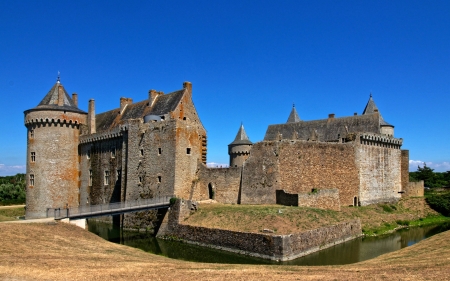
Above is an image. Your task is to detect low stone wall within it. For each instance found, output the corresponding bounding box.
[402,181,424,198]
[276,189,341,211]
[298,189,341,211]
[157,200,361,261]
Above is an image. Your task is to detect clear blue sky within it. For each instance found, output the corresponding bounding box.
[1,0,449,176]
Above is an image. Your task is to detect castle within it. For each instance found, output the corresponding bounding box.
[24,79,412,219]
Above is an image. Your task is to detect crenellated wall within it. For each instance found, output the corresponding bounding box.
[355,134,402,206]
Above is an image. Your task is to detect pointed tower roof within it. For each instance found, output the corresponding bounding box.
[229,124,252,145]
[286,104,300,123]
[362,94,393,127]
[26,78,86,114]
[362,93,379,115]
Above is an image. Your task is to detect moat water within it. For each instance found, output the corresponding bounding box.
[87,221,450,265]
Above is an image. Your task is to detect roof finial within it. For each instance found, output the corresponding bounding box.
[57,71,60,84]
[370,92,372,98]
[293,102,295,108]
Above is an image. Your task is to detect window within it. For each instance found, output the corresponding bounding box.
[140,149,144,156]
[31,152,36,162]
[104,171,110,185]
[29,174,34,186]
[158,176,162,183]
[30,129,34,138]
[111,147,116,158]
[89,170,92,186]
[117,169,121,179]
[87,149,91,159]
[186,148,191,155]
[139,176,143,184]
[158,148,162,155]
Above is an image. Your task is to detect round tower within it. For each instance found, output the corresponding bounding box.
[24,77,87,218]
[228,124,253,167]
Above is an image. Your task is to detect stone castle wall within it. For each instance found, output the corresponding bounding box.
[403,181,424,197]
[277,141,358,206]
[355,139,402,206]
[25,110,86,218]
[297,189,340,211]
[401,150,410,194]
[240,142,280,204]
[276,189,340,211]
[240,140,359,206]
[194,165,241,203]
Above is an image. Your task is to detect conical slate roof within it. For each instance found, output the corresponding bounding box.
[229,124,252,145]
[362,94,392,127]
[26,80,86,114]
[286,106,300,123]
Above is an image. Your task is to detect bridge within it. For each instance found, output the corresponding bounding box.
[51,196,172,220]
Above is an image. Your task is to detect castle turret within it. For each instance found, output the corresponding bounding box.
[362,93,394,137]
[24,77,87,218]
[228,124,252,167]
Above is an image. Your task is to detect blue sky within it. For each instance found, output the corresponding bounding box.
[0,0,449,176]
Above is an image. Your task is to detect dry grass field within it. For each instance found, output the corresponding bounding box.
[2,197,450,281]
[0,222,450,280]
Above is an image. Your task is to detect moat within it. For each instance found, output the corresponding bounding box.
[87,220,450,265]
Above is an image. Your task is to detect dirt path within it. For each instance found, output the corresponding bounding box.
[0,204,25,209]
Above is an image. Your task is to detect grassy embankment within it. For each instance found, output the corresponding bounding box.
[185,197,450,236]
[0,206,25,222]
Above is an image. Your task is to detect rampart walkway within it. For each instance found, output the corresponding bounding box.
[52,196,172,220]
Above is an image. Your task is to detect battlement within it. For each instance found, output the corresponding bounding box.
[79,125,128,144]
[25,110,86,128]
[358,133,402,149]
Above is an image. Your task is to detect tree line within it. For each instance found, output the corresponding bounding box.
[409,164,450,188]
[0,173,26,204]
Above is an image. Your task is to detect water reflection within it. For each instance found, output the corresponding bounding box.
[88,220,450,266]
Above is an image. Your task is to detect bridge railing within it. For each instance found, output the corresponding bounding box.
[53,196,172,219]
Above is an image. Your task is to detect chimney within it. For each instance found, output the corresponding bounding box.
[149,89,158,106]
[183,81,192,94]
[354,112,357,116]
[57,85,65,106]
[72,93,78,107]
[328,113,335,119]
[120,97,133,114]
[88,99,96,134]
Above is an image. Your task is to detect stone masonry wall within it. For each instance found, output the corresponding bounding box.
[241,140,359,206]
[277,141,358,206]
[240,142,280,204]
[276,189,341,211]
[355,141,402,206]
[194,164,242,203]
[172,85,207,200]
[297,189,340,211]
[158,200,361,261]
[403,181,424,197]
[401,150,410,194]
